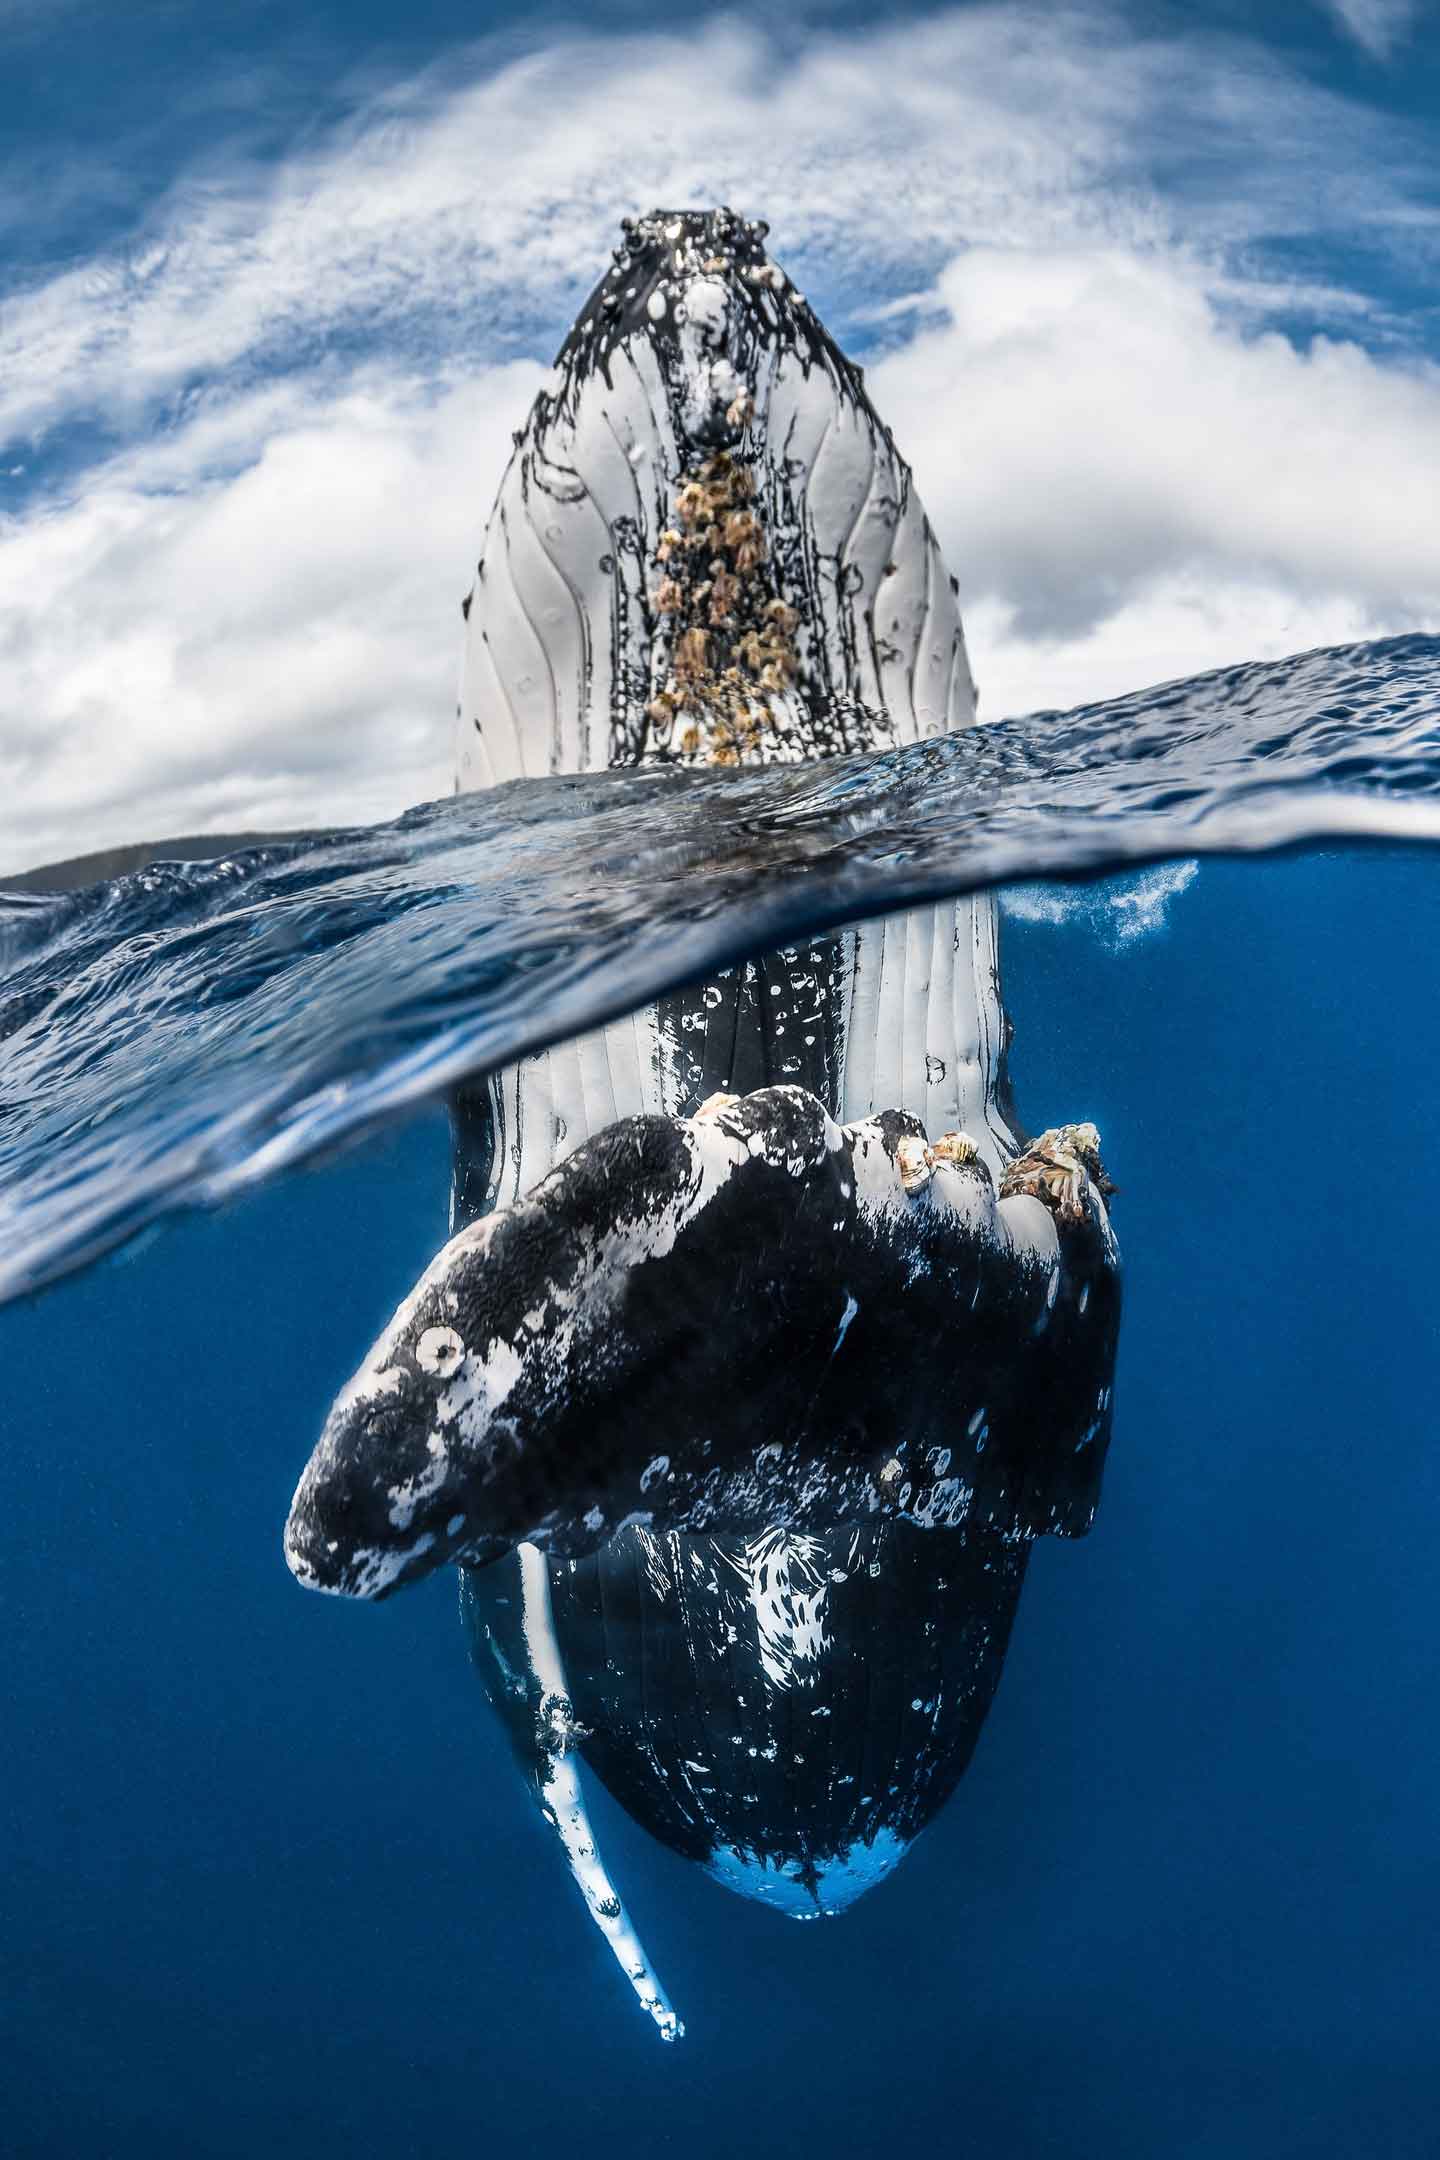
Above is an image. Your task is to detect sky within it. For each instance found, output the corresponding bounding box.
[1,0,1438,873]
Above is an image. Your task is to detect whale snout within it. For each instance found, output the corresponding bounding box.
[284,1361,472,1600]
[558,205,804,456]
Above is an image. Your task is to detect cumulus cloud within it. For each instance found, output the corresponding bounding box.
[2,5,1439,871]
[0,362,540,864]
[874,244,1440,712]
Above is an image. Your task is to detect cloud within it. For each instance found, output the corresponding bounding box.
[2,7,1435,465]
[0,361,541,865]
[2,6,1440,870]
[871,244,1440,705]
[1002,861,1199,947]
[1321,0,1419,61]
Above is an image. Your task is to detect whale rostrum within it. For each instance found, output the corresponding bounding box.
[286,208,1123,2043]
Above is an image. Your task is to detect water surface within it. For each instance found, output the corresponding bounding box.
[4,638,1440,2156]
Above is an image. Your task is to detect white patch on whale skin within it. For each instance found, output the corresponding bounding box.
[415,1325,464,1374]
[995,1191,1061,1271]
[323,1213,505,1425]
[410,1092,838,1463]
[432,1335,523,1438]
[387,1433,450,1531]
[287,1529,437,1600]
[844,1120,914,1222]
[739,1531,835,1692]
[926,1162,1000,1238]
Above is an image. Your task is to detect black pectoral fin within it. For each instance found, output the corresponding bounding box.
[287,1086,1121,1598]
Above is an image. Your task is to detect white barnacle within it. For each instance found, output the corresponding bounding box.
[896,1135,934,1194]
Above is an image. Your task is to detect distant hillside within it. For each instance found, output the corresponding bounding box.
[3,831,318,895]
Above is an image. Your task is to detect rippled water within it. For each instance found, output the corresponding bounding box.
[3,632,1438,1304]
[9,626,1440,2156]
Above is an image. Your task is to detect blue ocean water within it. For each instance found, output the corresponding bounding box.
[4,640,1440,2155]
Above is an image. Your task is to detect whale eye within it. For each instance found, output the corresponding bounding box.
[415,1326,465,1375]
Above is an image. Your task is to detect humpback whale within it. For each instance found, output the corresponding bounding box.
[285,209,1122,2042]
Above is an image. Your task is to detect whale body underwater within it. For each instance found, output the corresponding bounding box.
[283,208,1123,2039]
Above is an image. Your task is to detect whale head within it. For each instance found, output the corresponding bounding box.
[457,205,977,785]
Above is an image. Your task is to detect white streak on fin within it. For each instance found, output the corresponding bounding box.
[517,1543,685,2044]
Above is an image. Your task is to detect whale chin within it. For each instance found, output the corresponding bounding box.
[705,1829,909,1919]
[463,1517,1031,1921]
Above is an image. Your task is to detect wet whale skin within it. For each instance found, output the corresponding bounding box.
[288,207,1123,2025]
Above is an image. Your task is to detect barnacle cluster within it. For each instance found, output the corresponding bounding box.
[896,1129,984,1195]
[645,450,801,766]
[998,1123,1117,1224]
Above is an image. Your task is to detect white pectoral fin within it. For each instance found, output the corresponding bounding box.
[518,1545,684,2044]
